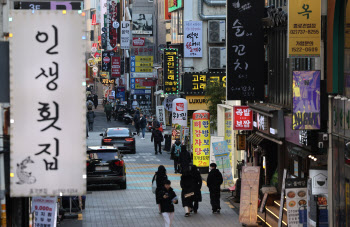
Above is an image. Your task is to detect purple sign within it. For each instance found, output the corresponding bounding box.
[292,71,321,130]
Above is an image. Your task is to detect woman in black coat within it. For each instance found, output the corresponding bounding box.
[190,165,202,213]
[152,165,168,213]
[180,170,195,217]
[179,145,191,173]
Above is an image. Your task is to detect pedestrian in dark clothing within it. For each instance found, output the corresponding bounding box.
[133,110,140,135]
[207,163,223,213]
[93,94,98,109]
[140,113,147,139]
[170,139,182,173]
[104,101,112,122]
[179,145,191,173]
[151,127,164,155]
[152,165,168,213]
[152,116,160,131]
[87,95,93,102]
[156,180,178,227]
[190,165,202,213]
[180,170,195,217]
[86,110,96,131]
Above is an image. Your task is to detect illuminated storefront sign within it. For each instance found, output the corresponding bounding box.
[193,111,210,167]
[163,49,179,94]
[183,72,226,94]
[168,0,182,12]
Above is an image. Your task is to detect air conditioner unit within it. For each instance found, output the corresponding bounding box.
[209,47,226,69]
[208,20,226,43]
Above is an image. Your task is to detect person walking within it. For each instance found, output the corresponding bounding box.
[133,110,141,136]
[190,165,202,213]
[179,145,191,173]
[93,94,98,109]
[170,139,182,173]
[152,165,168,214]
[180,170,195,217]
[86,99,94,111]
[104,101,112,122]
[151,126,164,155]
[86,109,96,131]
[207,163,223,214]
[156,180,178,227]
[152,116,160,131]
[140,113,147,139]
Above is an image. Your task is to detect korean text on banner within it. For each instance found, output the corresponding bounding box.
[212,141,234,187]
[156,106,166,127]
[9,11,86,197]
[288,0,321,57]
[121,21,131,50]
[32,196,57,226]
[233,106,253,130]
[184,21,202,58]
[164,49,179,94]
[192,111,210,167]
[293,71,321,130]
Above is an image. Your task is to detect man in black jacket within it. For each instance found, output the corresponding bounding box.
[151,127,164,155]
[207,163,223,213]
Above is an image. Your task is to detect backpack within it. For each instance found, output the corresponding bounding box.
[174,144,181,157]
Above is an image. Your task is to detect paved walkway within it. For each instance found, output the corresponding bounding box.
[63,106,241,227]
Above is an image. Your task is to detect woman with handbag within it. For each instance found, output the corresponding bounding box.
[152,165,168,214]
[180,170,195,217]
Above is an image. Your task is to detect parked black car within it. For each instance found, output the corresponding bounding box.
[100,128,136,153]
[86,146,126,189]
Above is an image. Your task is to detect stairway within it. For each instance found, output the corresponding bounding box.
[258,199,288,227]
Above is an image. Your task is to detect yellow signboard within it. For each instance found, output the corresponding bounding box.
[135,62,153,67]
[192,112,210,167]
[100,72,109,79]
[288,0,321,57]
[135,56,153,62]
[134,67,153,73]
[186,96,208,110]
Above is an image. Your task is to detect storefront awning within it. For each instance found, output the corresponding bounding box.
[248,103,285,118]
[288,146,312,158]
[247,133,264,145]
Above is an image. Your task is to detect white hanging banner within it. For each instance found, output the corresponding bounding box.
[9,11,86,197]
[156,105,166,129]
[184,21,203,58]
[121,21,131,49]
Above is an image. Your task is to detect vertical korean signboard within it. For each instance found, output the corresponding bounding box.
[184,21,202,57]
[233,106,253,130]
[9,11,86,196]
[292,71,321,129]
[163,49,179,95]
[193,111,210,167]
[227,0,264,101]
[288,0,321,57]
[111,56,121,78]
[121,21,131,50]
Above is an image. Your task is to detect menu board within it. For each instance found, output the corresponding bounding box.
[163,49,179,95]
[239,166,260,224]
[227,0,264,101]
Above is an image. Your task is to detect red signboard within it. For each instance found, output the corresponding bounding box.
[103,56,110,63]
[233,106,253,130]
[141,80,156,87]
[165,0,171,20]
[133,37,145,46]
[92,13,97,25]
[111,57,121,78]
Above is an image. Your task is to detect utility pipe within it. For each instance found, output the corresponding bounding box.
[198,0,226,21]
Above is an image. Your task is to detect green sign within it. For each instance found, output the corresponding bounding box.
[168,0,182,12]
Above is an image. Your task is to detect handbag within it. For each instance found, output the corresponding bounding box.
[152,175,157,194]
[184,192,194,198]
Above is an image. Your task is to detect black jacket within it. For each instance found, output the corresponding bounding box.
[191,170,202,202]
[86,111,95,123]
[179,148,191,171]
[152,172,168,189]
[151,130,164,143]
[140,116,147,128]
[156,187,177,213]
[207,168,223,192]
[180,173,195,207]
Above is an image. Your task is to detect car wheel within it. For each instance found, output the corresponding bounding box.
[120,181,127,189]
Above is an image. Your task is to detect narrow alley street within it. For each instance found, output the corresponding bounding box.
[62,106,241,227]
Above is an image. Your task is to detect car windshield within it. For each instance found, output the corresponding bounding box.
[87,151,118,161]
[107,128,129,136]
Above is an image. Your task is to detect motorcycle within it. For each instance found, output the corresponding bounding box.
[123,113,133,125]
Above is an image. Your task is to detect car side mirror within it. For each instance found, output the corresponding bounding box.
[99,133,103,136]
[132,132,137,136]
